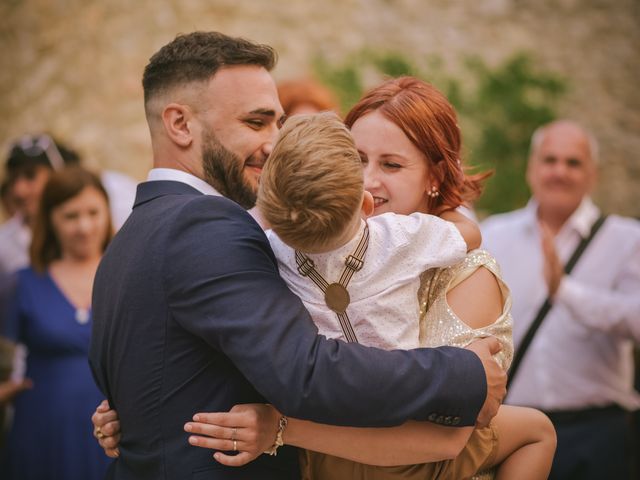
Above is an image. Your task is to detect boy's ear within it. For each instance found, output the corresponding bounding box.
[361,190,375,218]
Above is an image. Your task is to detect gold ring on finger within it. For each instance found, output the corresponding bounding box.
[233,439,237,451]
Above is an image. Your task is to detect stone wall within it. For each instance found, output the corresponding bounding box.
[1,0,638,216]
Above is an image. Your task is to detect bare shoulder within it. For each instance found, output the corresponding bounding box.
[446,265,503,330]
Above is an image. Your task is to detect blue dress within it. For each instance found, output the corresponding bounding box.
[4,267,112,480]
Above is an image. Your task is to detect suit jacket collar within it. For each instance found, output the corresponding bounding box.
[133,180,203,209]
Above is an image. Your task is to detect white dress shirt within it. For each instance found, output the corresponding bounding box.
[146,168,221,196]
[268,213,466,350]
[482,197,640,411]
[0,215,30,277]
[101,170,139,230]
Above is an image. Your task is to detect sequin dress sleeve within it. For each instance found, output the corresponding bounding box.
[418,249,513,371]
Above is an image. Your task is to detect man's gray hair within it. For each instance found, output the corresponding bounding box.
[529,120,600,165]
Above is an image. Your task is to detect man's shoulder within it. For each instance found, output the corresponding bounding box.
[113,190,267,266]
[168,197,273,267]
[603,213,640,242]
[0,216,23,238]
[176,195,264,241]
[134,185,256,228]
[606,213,640,230]
[184,192,250,214]
[481,208,529,234]
[0,217,29,274]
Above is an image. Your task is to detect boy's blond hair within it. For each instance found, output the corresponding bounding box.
[257,112,363,252]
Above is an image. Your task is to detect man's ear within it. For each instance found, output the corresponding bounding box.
[361,190,375,218]
[161,103,195,148]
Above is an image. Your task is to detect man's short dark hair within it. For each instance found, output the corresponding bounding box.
[142,31,277,106]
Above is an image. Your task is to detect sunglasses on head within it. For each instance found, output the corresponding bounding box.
[9,134,65,171]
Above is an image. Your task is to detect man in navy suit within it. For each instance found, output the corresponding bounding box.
[89,31,506,479]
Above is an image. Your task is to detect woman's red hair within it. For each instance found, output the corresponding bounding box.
[277,78,339,116]
[344,77,490,213]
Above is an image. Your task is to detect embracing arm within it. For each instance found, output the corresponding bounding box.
[184,404,473,467]
[181,262,506,467]
[440,209,482,251]
[285,418,471,465]
[275,266,504,465]
[91,254,504,465]
[168,197,488,427]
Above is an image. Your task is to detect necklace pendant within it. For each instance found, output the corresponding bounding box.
[75,308,90,324]
[324,283,350,314]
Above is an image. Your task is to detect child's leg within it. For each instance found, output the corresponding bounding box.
[489,405,557,480]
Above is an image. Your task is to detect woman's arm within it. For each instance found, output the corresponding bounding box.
[445,266,503,330]
[0,378,32,405]
[92,402,472,467]
[443,262,512,372]
[95,269,505,467]
[284,417,473,466]
[440,209,482,251]
[185,404,473,467]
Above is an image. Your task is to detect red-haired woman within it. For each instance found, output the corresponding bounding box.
[3,167,113,480]
[277,77,340,116]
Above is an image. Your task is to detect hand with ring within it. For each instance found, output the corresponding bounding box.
[91,399,121,458]
[185,403,281,467]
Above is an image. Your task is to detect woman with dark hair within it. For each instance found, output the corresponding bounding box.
[3,167,113,479]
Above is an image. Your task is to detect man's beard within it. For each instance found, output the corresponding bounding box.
[201,132,257,209]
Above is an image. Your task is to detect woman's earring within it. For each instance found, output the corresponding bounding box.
[428,185,440,198]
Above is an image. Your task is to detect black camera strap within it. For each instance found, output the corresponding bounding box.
[507,214,608,389]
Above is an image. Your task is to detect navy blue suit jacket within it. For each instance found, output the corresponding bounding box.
[89,180,487,479]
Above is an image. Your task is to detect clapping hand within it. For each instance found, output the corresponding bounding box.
[539,220,564,298]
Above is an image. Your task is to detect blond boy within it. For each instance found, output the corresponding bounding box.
[258,112,476,349]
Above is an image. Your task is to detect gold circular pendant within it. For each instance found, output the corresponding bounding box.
[325,283,350,313]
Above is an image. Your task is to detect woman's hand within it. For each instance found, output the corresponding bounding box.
[91,399,121,458]
[0,378,32,405]
[185,403,281,467]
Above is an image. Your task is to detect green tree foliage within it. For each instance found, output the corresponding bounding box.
[313,50,567,215]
